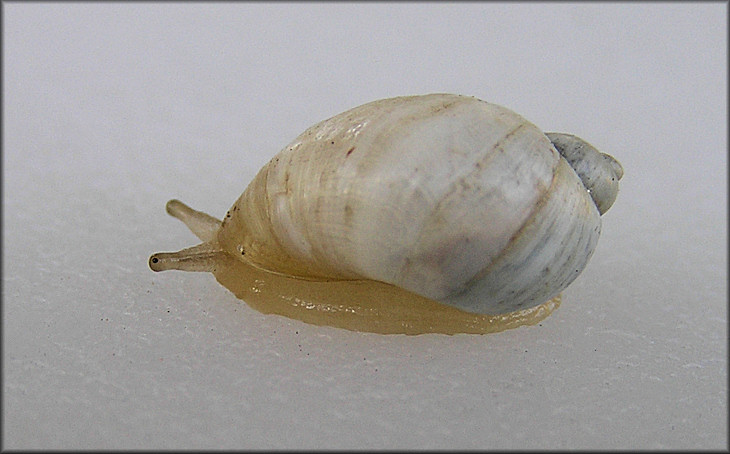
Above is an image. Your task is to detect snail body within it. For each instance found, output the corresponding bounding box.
[149,94,622,333]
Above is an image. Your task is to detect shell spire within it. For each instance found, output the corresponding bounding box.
[546,133,623,215]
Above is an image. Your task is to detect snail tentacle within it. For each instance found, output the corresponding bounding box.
[149,241,225,272]
[165,199,221,242]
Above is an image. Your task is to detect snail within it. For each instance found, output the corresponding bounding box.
[149,94,622,335]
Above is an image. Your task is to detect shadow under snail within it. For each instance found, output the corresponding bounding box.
[149,93,623,335]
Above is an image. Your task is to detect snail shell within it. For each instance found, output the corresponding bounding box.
[149,94,622,319]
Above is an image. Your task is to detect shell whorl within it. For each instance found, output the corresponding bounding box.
[219,94,614,315]
[546,132,624,215]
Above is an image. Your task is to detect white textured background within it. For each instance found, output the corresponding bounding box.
[3,3,727,449]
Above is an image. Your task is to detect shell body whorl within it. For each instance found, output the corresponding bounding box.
[218,94,610,315]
